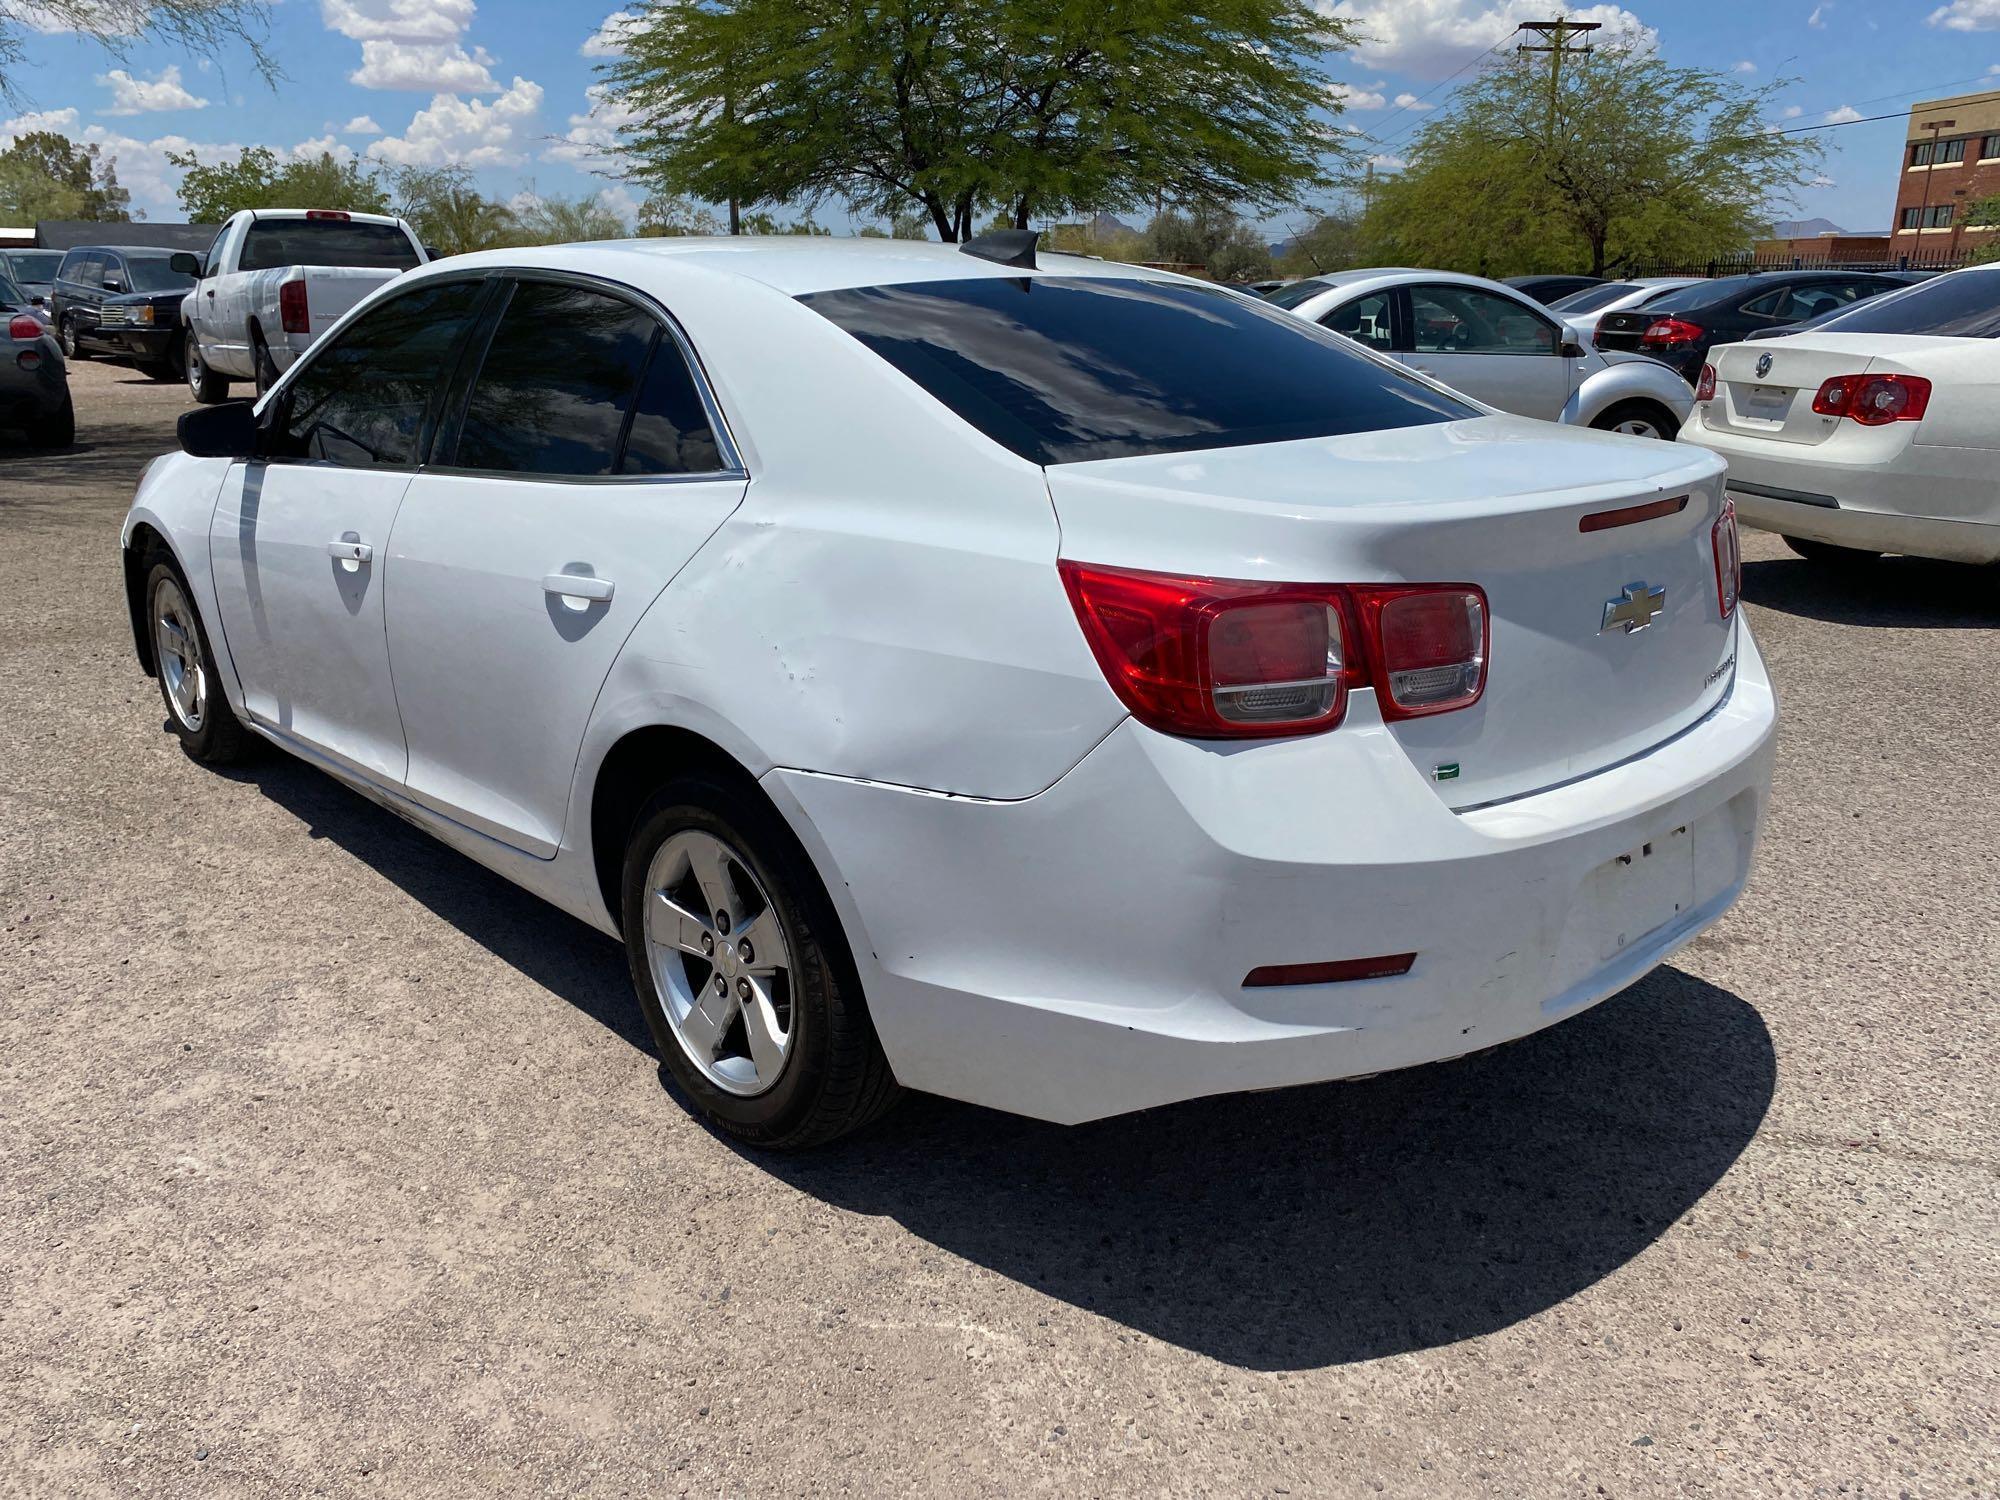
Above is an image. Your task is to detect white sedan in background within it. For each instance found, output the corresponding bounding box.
[1679,263,2000,565]
[1267,268,1696,438]
[123,234,1773,1148]
[1547,276,1705,347]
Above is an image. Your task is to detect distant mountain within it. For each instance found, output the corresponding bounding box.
[1767,217,1846,239]
[1090,211,1139,237]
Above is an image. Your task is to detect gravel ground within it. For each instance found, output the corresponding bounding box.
[2,358,1995,1498]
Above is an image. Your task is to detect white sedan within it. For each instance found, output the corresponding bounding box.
[1266,268,1697,438]
[122,234,1774,1147]
[1546,276,1705,347]
[1679,263,2000,565]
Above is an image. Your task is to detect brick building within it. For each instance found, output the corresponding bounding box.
[1889,90,2000,262]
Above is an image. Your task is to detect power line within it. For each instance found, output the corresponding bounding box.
[1770,87,2000,135]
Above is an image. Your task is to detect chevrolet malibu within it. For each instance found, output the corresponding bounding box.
[121,235,1776,1148]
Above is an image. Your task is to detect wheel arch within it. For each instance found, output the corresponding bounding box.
[122,521,177,675]
[1563,359,1694,429]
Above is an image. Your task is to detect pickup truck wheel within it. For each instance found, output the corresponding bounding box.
[59,315,91,360]
[186,333,229,404]
[1589,399,1679,441]
[1784,536,1881,567]
[28,394,75,448]
[251,329,279,395]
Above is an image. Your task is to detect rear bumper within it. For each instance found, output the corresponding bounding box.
[0,351,69,425]
[767,626,1777,1124]
[1682,419,2000,564]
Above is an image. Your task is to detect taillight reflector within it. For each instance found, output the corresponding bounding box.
[1244,953,1417,987]
[1641,317,1703,347]
[1058,562,1487,740]
[1694,363,1716,402]
[1811,372,1930,425]
[278,278,309,335]
[8,314,41,340]
[1712,499,1741,620]
[1579,495,1688,533]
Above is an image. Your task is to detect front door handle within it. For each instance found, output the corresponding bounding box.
[327,538,373,564]
[543,573,614,604]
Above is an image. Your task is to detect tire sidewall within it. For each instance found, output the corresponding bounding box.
[146,560,226,759]
[620,776,849,1140]
[1591,399,1677,440]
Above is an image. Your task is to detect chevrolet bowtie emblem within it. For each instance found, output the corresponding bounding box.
[1601,581,1667,634]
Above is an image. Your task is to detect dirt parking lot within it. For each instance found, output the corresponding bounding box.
[2,358,1996,1498]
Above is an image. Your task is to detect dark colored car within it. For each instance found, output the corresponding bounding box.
[1592,270,1908,382]
[1503,274,1606,305]
[1744,264,2000,342]
[1,271,73,447]
[0,248,63,308]
[50,245,199,379]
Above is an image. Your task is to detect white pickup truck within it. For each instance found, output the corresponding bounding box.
[174,209,430,403]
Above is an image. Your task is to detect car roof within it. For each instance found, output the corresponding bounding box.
[61,244,183,258]
[415,236,1187,299]
[240,208,406,226]
[1285,267,1535,301]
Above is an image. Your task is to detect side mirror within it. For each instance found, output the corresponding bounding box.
[423,245,443,261]
[1560,339,1586,359]
[102,278,124,293]
[168,252,202,278]
[178,400,261,459]
[29,294,45,306]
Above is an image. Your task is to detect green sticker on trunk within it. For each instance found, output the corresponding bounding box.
[1434,763,1460,782]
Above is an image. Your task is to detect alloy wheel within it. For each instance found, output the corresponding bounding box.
[152,577,206,733]
[1611,415,1663,438]
[643,829,795,1097]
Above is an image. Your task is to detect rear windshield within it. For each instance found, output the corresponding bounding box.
[240,218,421,273]
[125,256,197,292]
[1259,278,1334,310]
[1805,270,2000,338]
[5,251,62,282]
[1645,276,1764,313]
[801,275,1473,466]
[1549,281,1639,314]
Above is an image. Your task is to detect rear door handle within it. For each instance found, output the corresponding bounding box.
[543,573,614,604]
[327,539,373,563]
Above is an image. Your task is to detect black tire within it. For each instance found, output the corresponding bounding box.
[186,331,229,404]
[59,315,91,360]
[251,328,279,396]
[144,558,254,766]
[1783,536,1881,566]
[1589,398,1681,441]
[27,395,74,448]
[620,773,900,1149]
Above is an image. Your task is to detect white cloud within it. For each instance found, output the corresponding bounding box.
[1824,104,1863,124]
[1927,0,2000,28]
[1342,2,1655,79]
[1391,92,1435,110]
[1807,4,1827,26]
[1368,152,1407,171]
[1781,105,1803,119]
[1,106,82,142]
[367,76,543,166]
[288,135,355,163]
[349,38,499,91]
[1807,174,1837,188]
[322,0,478,45]
[581,9,638,56]
[1731,59,1756,73]
[542,82,643,165]
[595,183,639,227]
[98,64,209,116]
[1330,82,1389,109]
[340,114,383,134]
[12,1,143,36]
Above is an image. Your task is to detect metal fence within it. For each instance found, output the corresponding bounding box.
[1615,251,1979,278]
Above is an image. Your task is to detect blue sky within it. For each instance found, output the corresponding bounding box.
[3,0,1998,235]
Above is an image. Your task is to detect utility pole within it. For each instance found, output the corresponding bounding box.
[1517,16,1600,143]
[1914,117,1955,259]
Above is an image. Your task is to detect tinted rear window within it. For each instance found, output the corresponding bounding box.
[1549,282,1639,314]
[6,251,62,282]
[1260,278,1334,310]
[1806,270,2000,338]
[801,275,1472,465]
[1645,276,1764,313]
[240,219,421,273]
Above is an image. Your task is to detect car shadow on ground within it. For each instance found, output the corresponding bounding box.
[1745,554,1998,629]
[233,747,1774,1373]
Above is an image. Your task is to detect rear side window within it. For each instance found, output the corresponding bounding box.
[271,278,486,467]
[239,218,422,273]
[802,275,1472,465]
[621,339,724,474]
[452,282,659,476]
[1807,270,2000,338]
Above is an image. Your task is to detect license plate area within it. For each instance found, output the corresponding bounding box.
[1732,384,1793,426]
[1586,823,1697,962]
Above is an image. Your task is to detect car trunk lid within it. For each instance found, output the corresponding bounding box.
[1705,335,1894,446]
[1591,308,1658,353]
[1046,417,1738,809]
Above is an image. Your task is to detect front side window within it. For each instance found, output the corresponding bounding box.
[451,281,663,476]
[239,218,422,273]
[125,256,197,293]
[1322,290,1394,351]
[801,275,1473,466]
[269,278,486,467]
[1408,284,1557,355]
[61,252,101,286]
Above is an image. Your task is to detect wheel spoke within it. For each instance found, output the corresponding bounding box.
[741,978,787,1082]
[648,891,711,955]
[733,908,784,968]
[679,986,737,1059]
[686,838,737,925]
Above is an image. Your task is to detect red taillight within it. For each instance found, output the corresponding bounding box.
[278,278,309,335]
[1641,317,1703,347]
[8,314,41,340]
[1695,363,1716,401]
[304,209,351,221]
[1058,562,1486,739]
[1712,500,1741,620]
[1810,372,1930,425]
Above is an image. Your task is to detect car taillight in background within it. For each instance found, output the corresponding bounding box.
[1058,562,1487,740]
[278,278,310,335]
[1640,317,1703,348]
[1695,363,1716,402]
[1712,500,1741,620]
[1811,373,1931,425]
[7,314,41,340]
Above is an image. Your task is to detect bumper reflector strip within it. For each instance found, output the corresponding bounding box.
[1579,495,1688,533]
[1243,953,1417,988]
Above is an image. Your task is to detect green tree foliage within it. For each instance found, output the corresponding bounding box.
[0,131,132,222]
[390,165,518,255]
[1144,203,1274,281]
[511,193,629,245]
[603,0,1357,241]
[1,0,270,102]
[1969,196,2000,264]
[637,191,721,236]
[167,146,391,222]
[1360,46,1820,276]
[1276,209,1364,276]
